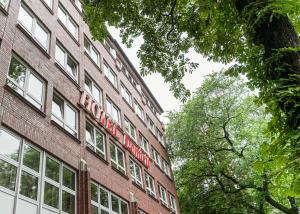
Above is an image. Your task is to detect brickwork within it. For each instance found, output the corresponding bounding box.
[0,0,180,213]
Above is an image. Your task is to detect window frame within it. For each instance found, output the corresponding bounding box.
[158,184,168,207]
[84,35,100,66]
[145,172,156,197]
[124,117,136,142]
[135,101,145,121]
[129,158,143,187]
[0,0,10,11]
[18,3,50,51]
[151,147,161,168]
[55,41,79,81]
[84,73,103,106]
[57,3,79,40]
[110,143,126,175]
[140,134,149,155]
[0,128,77,214]
[169,193,177,213]
[51,92,79,137]
[103,63,118,88]
[7,54,46,111]
[85,120,106,160]
[106,98,120,124]
[147,116,155,135]
[121,83,132,106]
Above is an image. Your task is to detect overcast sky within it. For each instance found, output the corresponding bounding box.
[108,27,226,123]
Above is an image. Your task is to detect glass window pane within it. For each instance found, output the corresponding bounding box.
[62,191,75,214]
[44,182,59,209]
[63,167,75,190]
[121,201,128,214]
[44,0,52,8]
[58,7,67,25]
[55,45,65,66]
[66,56,77,78]
[95,131,104,152]
[91,48,98,64]
[0,129,20,161]
[92,85,100,104]
[0,0,9,9]
[111,195,119,213]
[117,149,124,168]
[52,96,63,121]
[22,144,40,172]
[28,73,43,104]
[0,159,17,191]
[85,124,93,145]
[18,6,33,32]
[68,19,77,38]
[110,144,116,162]
[100,188,109,208]
[84,37,90,52]
[101,210,109,214]
[45,157,60,182]
[91,183,97,202]
[35,23,48,49]
[84,77,92,94]
[65,105,76,131]
[20,171,38,200]
[8,57,26,89]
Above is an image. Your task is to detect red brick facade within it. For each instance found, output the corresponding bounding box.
[0,0,180,214]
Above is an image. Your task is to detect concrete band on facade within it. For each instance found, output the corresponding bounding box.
[0,0,179,214]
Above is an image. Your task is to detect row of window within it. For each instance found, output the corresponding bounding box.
[8,52,172,179]
[17,2,166,150]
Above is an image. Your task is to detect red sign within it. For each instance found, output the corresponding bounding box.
[79,91,151,168]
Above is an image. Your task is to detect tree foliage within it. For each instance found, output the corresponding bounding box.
[167,72,299,213]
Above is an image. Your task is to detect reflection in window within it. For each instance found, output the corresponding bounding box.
[85,75,102,105]
[110,143,125,174]
[85,122,106,159]
[7,56,45,110]
[58,4,78,39]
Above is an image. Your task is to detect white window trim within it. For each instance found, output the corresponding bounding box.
[135,101,144,121]
[121,84,132,106]
[58,3,79,40]
[145,172,156,197]
[106,99,120,124]
[169,193,177,213]
[51,93,78,137]
[85,121,106,159]
[84,36,100,65]
[85,74,103,106]
[124,117,136,142]
[7,55,46,111]
[110,143,126,174]
[130,159,143,187]
[140,135,149,155]
[18,3,50,51]
[0,0,10,10]
[104,63,118,88]
[159,185,168,207]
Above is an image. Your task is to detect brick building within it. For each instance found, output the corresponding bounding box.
[0,0,180,214]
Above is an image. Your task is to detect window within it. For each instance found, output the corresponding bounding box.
[106,99,120,124]
[42,0,53,9]
[162,159,171,177]
[145,172,156,197]
[135,101,144,121]
[157,129,163,143]
[121,84,132,105]
[130,159,143,187]
[84,36,100,65]
[104,63,117,88]
[140,135,149,155]
[91,182,129,214]
[147,116,155,135]
[18,4,50,51]
[52,93,78,137]
[0,0,9,10]
[58,4,78,39]
[55,42,78,81]
[169,193,177,213]
[0,128,77,214]
[7,55,45,110]
[110,143,125,174]
[151,148,161,168]
[85,75,102,105]
[124,118,136,142]
[158,184,168,207]
[71,0,82,12]
[86,121,106,159]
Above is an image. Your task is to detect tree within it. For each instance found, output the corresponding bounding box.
[166,72,299,213]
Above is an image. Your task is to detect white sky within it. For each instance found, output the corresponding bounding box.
[108,27,226,123]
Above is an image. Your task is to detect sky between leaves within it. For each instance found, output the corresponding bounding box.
[108,27,227,123]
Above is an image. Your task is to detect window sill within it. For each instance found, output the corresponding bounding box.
[104,76,119,94]
[70,0,83,16]
[149,129,158,141]
[40,0,54,15]
[86,146,109,165]
[122,97,134,112]
[161,203,171,211]
[111,165,129,180]
[4,85,46,118]
[147,192,159,203]
[50,120,80,143]
[57,19,80,47]
[0,5,8,16]
[54,62,80,90]
[16,24,51,59]
[132,181,146,193]
[136,115,147,128]
[84,51,102,73]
